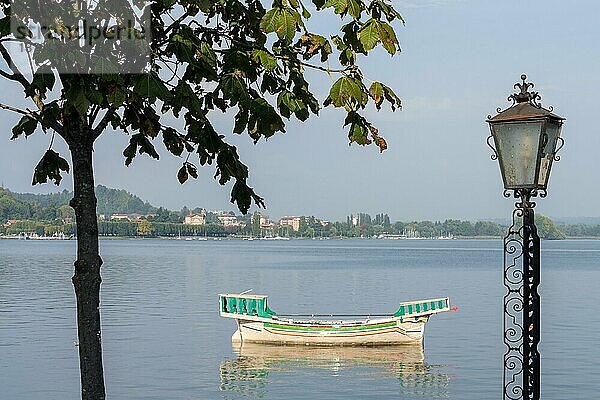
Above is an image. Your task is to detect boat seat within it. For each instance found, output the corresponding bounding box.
[227,297,238,313]
[247,299,258,316]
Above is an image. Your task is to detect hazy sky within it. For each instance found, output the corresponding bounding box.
[0,0,598,221]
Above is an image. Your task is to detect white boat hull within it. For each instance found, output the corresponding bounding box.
[232,316,429,346]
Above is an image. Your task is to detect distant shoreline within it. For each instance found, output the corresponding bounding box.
[3,235,600,241]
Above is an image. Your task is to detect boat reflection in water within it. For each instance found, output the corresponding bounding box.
[219,344,450,398]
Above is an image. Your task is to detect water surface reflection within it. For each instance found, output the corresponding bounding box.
[220,344,450,399]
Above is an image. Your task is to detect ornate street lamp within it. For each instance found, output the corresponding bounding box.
[486,74,565,400]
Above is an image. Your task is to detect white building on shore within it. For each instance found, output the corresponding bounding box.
[184,213,206,226]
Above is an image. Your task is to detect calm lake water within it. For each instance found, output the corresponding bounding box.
[1,239,599,399]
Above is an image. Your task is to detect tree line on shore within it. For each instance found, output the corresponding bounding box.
[0,185,592,240]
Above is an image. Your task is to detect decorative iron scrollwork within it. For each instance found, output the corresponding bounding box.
[554,137,565,161]
[510,74,542,107]
[503,194,541,400]
[486,132,498,160]
[502,189,543,209]
[494,74,556,114]
[504,207,525,400]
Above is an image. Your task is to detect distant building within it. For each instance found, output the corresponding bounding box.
[217,214,238,227]
[184,213,206,226]
[110,214,130,221]
[279,216,301,231]
[260,221,276,236]
[3,219,20,227]
[259,215,269,226]
[129,213,144,222]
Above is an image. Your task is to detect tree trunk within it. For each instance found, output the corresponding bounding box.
[69,137,106,400]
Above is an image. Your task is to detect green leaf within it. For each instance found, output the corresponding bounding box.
[277,90,308,121]
[65,85,91,118]
[252,50,278,71]
[324,76,367,110]
[381,82,402,111]
[369,82,384,109]
[301,6,311,19]
[347,0,362,19]
[163,127,185,156]
[339,48,355,65]
[11,116,38,139]
[169,33,195,63]
[123,133,160,166]
[230,179,264,214]
[199,41,217,70]
[260,73,282,94]
[170,81,203,117]
[186,162,198,179]
[279,8,301,42]
[247,98,285,142]
[86,88,104,105]
[297,34,332,62]
[260,7,300,43]
[311,0,326,9]
[107,86,127,107]
[40,101,61,130]
[217,73,249,106]
[343,111,386,151]
[377,21,399,55]
[32,150,70,186]
[26,67,56,99]
[215,145,249,185]
[357,19,381,51]
[342,21,366,54]
[344,111,371,145]
[177,164,188,184]
[137,134,160,159]
[375,0,404,23]
[260,9,281,34]
[134,73,172,103]
[323,0,348,15]
[233,109,248,134]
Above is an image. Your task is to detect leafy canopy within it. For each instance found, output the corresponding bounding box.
[0,0,403,213]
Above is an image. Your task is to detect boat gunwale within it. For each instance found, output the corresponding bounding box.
[219,295,451,326]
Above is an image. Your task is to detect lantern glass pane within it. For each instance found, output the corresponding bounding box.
[537,120,562,187]
[493,120,543,189]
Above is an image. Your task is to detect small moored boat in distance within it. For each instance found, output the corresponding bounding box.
[219,293,452,346]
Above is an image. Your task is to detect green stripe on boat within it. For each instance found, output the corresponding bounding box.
[264,321,397,332]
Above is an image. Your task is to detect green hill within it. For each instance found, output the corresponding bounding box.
[1,185,159,222]
[93,185,157,216]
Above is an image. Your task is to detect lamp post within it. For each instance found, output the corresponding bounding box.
[486,75,565,400]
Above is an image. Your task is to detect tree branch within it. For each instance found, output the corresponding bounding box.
[0,101,64,138]
[0,43,49,113]
[92,107,116,140]
[274,55,349,74]
[88,104,100,128]
[0,102,33,116]
[163,10,192,37]
[0,44,30,89]
[171,20,350,75]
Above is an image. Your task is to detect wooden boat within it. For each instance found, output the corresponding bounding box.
[219,293,451,346]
